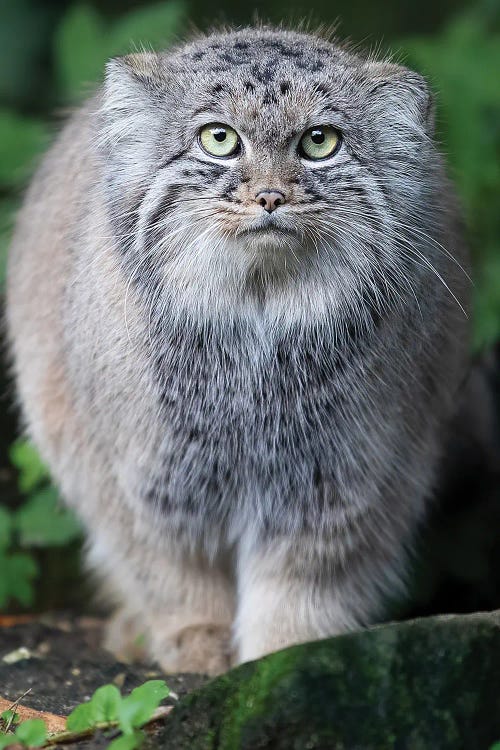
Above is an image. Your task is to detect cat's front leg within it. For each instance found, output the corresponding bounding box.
[234,531,403,663]
[145,548,236,675]
[90,526,236,675]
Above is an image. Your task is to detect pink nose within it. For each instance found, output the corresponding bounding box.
[255,190,286,213]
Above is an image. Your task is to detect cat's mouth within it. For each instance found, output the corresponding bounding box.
[238,213,298,239]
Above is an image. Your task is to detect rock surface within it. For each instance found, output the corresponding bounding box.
[161,611,500,749]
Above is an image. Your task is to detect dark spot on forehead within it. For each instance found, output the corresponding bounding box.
[262,91,279,106]
[258,39,304,59]
[280,81,291,94]
[250,63,275,85]
[211,83,224,94]
[310,60,324,73]
[244,81,255,92]
[209,65,231,75]
[221,51,242,65]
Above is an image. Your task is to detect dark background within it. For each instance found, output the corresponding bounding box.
[0,0,499,619]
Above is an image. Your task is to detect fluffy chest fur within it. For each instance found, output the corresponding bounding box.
[144,308,391,536]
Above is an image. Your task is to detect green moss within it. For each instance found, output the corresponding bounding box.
[160,612,500,749]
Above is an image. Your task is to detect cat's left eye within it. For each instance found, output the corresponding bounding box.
[299,125,341,161]
[199,123,241,158]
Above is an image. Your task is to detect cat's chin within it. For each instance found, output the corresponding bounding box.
[242,227,298,246]
[239,229,302,256]
[235,233,310,280]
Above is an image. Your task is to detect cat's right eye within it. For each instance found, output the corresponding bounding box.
[199,123,241,158]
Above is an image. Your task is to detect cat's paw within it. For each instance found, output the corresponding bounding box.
[154,623,233,676]
[104,608,148,663]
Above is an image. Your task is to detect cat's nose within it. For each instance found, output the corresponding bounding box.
[255,190,286,213]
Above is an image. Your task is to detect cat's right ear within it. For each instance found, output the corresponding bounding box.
[102,52,165,107]
[98,53,166,184]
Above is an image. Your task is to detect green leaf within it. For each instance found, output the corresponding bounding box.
[55,4,107,99]
[0,551,38,608]
[89,685,122,724]
[66,702,94,732]
[0,196,18,288]
[15,718,48,747]
[0,506,12,549]
[0,735,16,750]
[15,487,81,547]
[107,1,185,57]
[118,680,169,733]
[1,710,19,726]
[0,110,48,187]
[9,440,50,493]
[108,729,145,750]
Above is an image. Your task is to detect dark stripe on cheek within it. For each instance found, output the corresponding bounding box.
[145,186,185,239]
[158,147,189,169]
[108,183,148,256]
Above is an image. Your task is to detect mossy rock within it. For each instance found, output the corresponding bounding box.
[159,611,500,749]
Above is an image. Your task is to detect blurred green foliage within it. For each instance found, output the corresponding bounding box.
[401,7,500,347]
[0,718,48,750]
[0,440,81,608]
[57,2,185,100]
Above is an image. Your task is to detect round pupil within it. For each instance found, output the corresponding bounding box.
[213,129,226,142]
[311,129,325,144]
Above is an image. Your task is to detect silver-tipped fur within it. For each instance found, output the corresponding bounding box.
[7,27,470,673]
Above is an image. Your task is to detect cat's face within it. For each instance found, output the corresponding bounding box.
[100,28,440,316]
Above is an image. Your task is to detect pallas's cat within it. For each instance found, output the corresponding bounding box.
[7,27,469,674]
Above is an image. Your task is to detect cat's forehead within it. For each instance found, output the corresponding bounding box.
[177,30,345,73]
[168,30,364,135]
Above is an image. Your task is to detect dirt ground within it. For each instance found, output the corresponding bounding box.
[0,615,209,748]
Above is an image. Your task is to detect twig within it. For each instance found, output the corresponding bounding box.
[4,689,33,732]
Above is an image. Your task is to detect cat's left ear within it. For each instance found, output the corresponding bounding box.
[364,62,435,134]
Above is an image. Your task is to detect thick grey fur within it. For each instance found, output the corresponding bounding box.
[6,26,470,673]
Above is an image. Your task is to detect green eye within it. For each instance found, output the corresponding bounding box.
[299,125,341,161]
[199,123,240,158]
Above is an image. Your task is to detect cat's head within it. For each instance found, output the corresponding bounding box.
[98,27,442,319]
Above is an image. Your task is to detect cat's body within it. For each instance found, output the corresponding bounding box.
[7,28,469,673]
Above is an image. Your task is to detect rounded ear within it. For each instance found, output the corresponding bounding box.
[103,52,165,100]
[364,61,435,135]
[98,52,166,182]
[100,52,165,137]
[97,53,168,234]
